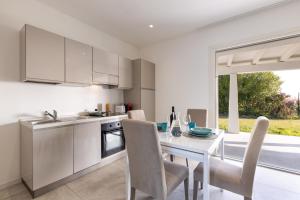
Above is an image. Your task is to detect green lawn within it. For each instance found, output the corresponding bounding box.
[219,118,300,137]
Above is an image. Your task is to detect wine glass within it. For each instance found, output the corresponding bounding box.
[180,113,188,132]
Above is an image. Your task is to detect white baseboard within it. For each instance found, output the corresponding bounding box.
[0,178,21,190]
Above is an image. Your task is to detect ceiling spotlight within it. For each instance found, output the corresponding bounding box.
[148,24,154,28]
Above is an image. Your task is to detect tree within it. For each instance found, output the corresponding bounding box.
[218,72,296,118]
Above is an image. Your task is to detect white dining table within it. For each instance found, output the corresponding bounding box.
[125,128,225,200]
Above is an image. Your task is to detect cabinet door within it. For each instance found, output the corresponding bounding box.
[93,72,118,85]
[93,48,118,76]
[25,25,65,83]
[118,56,132,89]
[74,122,101,173]
[141,59,155,90]
[65,39,92,84]
[141,89,155,121]
[34,126,73,189]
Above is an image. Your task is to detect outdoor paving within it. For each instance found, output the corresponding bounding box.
[224,132,300,173]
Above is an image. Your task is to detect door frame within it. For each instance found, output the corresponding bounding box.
[208,28,300,129]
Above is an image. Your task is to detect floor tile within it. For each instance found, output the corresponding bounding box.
[1,157,300,200]
[0,184,27,200]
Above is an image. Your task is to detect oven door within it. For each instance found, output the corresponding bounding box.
[101,129,125,158]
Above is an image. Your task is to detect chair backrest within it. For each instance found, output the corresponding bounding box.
[241,116,269,191]
[128,110,146,121]
[122,119,167,199]
[187,109,207,127]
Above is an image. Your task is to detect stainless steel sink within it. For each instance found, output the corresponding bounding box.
[29,116,89,125]
[30,119,62,125]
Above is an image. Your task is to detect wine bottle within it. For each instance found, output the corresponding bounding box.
[170,106,176,126]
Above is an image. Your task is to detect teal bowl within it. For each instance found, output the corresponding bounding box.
[157,122,168,132]
[188,122,196,129]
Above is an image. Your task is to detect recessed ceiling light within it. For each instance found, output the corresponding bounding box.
[148,24,154,28]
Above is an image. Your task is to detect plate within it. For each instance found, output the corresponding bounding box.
[189,132,213,138]
[189,127,212,135]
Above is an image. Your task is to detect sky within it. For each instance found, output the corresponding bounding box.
[274,69,300,98]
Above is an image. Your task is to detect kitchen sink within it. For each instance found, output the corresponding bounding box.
[29,116,89,125]
[30,119,62,125]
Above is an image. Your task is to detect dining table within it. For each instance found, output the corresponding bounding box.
[125,127,225,200]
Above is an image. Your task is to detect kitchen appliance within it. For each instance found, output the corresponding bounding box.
[101,120,125,158]
[115,105,126,114]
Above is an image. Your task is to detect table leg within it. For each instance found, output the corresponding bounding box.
[125,152,131,200]
[203,153,210,200]
[220,137,224,160]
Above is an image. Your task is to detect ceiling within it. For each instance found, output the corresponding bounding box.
[37,0,289,47]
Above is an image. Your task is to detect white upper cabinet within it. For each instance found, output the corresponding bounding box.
[141,59,155,90]
[21,25,65,83]
[93,48,118,75]
[92,48,119,85]
[65,39,92,85]
[118,56,132,89]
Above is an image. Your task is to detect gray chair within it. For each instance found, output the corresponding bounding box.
[122,119,189,200]
[193,116,269,200]
[128,110,146,121]
[187,109,207,127]
[184,109,208,167]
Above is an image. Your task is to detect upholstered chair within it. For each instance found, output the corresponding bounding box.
[187,109,207,127]
[183,109,208,167]
[128,110,146,121]
[193,116,269,200]
[122,119,189,200]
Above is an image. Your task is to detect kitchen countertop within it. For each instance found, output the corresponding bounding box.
[20,114,128,130]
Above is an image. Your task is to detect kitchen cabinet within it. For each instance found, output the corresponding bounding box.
[141,89,155,122]
[74,122,101,173]
[124,59,156,121]
[34,126,73,189]
[93,72,119,85]
[141,59,155,90]
[93,48,118,75]
[65,39,92,85]
[93,48,119,85]
[21,24,65,83]
[118,56,133,89]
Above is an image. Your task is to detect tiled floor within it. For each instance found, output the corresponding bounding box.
[1,157,300,200]
[225,133,300,172]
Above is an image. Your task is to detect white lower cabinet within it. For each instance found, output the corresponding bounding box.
[34,126,73,189]
[74,122,101,173]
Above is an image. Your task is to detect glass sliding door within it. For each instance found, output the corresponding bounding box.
[218,70,300,173]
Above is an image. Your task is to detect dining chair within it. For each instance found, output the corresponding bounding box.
[187,108,207,127]
[128,110,146,121]
[192,116,269,200]
[122,119,189,200]
[183,109,208,167]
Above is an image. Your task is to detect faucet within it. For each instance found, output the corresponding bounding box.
[44,110,58,121]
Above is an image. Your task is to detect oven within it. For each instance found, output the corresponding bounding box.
[101,120,125,158]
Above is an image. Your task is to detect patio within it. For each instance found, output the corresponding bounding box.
[224,132,300,173]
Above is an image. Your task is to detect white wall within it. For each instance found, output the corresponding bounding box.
[141,0,300,125]
[0,0,139,187]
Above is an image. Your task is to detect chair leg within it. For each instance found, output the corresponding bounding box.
[244,197,252,200]
[130,187,136,200]
[193,180,199,200]
[170,154,175,162]
[184,178,189,200]
[185,158,189,167]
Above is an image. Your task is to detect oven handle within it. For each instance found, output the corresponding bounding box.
[102,130,123,136]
